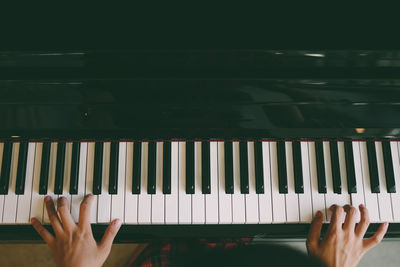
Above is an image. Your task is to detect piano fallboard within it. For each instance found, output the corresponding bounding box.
[1,50,400,140]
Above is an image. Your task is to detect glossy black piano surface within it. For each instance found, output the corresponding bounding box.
[1,50,400,242]
[0,223,399,243]
[0,50,400,140]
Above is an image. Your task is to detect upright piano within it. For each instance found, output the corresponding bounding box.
[1,50,400,242]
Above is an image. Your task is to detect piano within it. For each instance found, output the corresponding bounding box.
[1,50,400,242]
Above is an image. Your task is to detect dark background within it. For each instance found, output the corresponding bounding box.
[0,3,399,50]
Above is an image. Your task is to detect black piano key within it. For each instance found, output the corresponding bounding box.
[93,142,103,195]
[382,141,396,193]
[254,141,264,194]
[0,142,13,194]
[239,141,249,194]
[315,141,327,194]
[108,142,119,195]
[277,141,288,194]
[69,142,81,194]
[344,141,357,193]
[224,141,234,194]
[366,141,380,193]
[201,142,211,194]
[292,141,304,194]
[163,142,171,194]
[15,142,28,195]
[329,141,341,194]
[54,142,66,195]
[147,142,156,194]
[132,142,142,194]
[39,142,51,195]
[186,141,195,194]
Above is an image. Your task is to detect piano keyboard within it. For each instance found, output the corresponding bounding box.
[0,140,400,225]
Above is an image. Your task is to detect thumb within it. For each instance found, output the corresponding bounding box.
[99,219,122,252]
[306,210,323,253]
[363,222,388,252]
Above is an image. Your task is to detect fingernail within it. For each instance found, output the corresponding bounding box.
[44,196,51,202]
[315,210,322,218]
[114,219,122,227]
[359,204,365,209]
[30,218,36,223]
[384,222,389,227]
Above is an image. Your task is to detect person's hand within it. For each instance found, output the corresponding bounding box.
[306,204,388,267]
[31,195,122,267]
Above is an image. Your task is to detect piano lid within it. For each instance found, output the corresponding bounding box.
[1,50,400,140]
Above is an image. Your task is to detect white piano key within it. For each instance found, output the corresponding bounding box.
[308,142,326,221]
[206,142,219,224]
[0,143,4,222]
[97,142,111,223]
[30,142,44,223]
[337,141,351,205]
[151,142,165,224]
[359,141,380,222]
[16,142,36,223]
[323,141,350,221]
[323,141,335,221]
[375,141,393,222]
[299,142,313,223]
[232,141,246,224]
[351,141,366,222]
[259,142,272,223]
[85,142,98,224]
[245,142,259,224]
[111,142,126,221]
[178,142,191,224]
[165,142,178,224]
[138,142,151,224]
[285,142,300,223]
[58,142,72,213]
[43,142,58,224]
[3,143,19,223]
[71,142,88,222]
[270,141,286,223]
[124,142,138,224]
[217,142,232,224]
[391,142,400,222]
[192,142,205,224]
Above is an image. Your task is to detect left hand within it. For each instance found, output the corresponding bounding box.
[31,194,122,267]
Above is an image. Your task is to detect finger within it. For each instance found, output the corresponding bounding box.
[57,196,76,231]
[78,194,94,229]
[355,204,370,237]
[363,222,389,251]
[99,219,122,252]
[31,218,54,247]
[343,205,357,231]
[44,196,63,235]
[326,205,344,235]
[306,210,323,253]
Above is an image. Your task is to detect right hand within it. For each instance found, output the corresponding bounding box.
[306,204,388,267]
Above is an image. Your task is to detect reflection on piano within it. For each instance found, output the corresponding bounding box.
[1,50,400,242]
